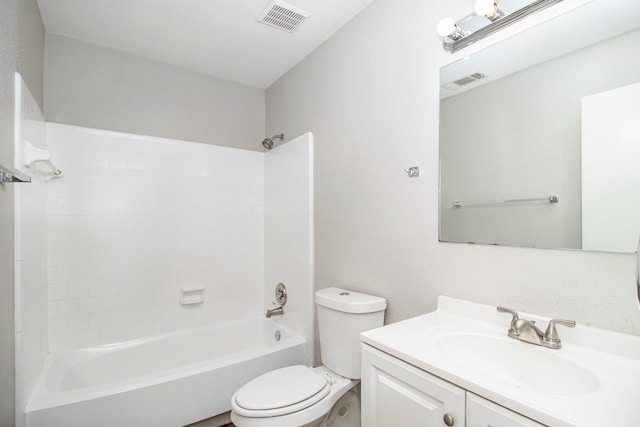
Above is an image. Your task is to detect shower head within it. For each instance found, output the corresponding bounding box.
[262,133,284,150]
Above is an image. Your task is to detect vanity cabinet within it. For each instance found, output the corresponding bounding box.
[361,344,465,426]
[362,345,545,427]
[466,394,545,427]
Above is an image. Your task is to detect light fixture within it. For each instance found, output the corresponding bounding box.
[438,0,565,53]
[436,17,468,40]
[474,0,506,21]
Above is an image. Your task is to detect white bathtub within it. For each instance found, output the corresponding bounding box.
[26,318,306,427]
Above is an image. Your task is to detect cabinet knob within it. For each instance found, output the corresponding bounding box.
[443,413,455,426]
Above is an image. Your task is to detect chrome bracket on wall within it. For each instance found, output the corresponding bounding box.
[405,166,420,178]
[0,162,31,184]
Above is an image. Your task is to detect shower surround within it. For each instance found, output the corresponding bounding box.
[44,123,310,353]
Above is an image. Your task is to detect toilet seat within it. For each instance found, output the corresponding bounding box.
[232,365,331,417]
[231,365,357,427]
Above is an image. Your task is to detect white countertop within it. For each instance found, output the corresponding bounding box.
[360,296,640,427]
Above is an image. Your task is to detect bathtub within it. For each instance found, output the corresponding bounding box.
[26,318,306,427]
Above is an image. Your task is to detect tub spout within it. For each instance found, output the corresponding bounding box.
[266,306,284,318]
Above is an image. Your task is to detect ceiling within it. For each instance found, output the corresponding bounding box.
[36,0,374,89]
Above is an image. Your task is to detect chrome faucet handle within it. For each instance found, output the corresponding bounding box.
[497,306,520,336]
[542,319,576,349]
[544,318,576,340]
[497,306,519,319]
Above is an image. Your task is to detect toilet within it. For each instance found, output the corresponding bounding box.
[230,287,386,427]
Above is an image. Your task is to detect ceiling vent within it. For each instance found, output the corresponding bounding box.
[257,0,310,33]
[442,72,486,90]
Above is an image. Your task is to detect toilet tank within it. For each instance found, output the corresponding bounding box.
[315,287,386,379]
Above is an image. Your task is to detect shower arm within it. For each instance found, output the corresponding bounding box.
[262,133,285,150]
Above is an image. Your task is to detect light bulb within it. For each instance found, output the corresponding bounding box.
[474,0,497,17]
[437,17,456,37]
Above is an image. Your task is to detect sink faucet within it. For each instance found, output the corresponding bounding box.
[497,306,575,349]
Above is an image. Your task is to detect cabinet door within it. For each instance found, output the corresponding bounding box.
[467,393,546,427]
[362,344,465,427]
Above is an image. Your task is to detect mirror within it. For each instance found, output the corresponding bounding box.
[439,0,640,253]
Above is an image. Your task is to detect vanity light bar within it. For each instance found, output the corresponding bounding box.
[441,0,565,53]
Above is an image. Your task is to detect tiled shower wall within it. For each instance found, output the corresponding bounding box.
[264,133,314,366]
[46,123,265,351]
[14,74,48,427]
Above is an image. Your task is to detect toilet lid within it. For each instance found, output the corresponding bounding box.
[235,365,329,411]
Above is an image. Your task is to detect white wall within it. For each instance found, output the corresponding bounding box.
[266,0,640,336]
[46,123,265,351]
[13,74,48,427]
[44,34,266,152]
[264,132,314,365]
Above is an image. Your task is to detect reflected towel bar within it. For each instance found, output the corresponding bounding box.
[453,195,559,208]
[0,162,31,184]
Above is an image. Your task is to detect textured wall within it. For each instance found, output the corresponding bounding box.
[44,34,265,151]
[0,1,44,425]
[0,3,19,423]
[266,0,640,337]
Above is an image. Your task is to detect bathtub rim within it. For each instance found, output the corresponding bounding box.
[26,318,305,413]
[44,317,298,392]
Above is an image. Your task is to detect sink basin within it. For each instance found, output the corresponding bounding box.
[435,333,600,397]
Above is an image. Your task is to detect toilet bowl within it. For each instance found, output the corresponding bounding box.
[323,389,360,427]
[230,287,386,427]
[230,365,355,427]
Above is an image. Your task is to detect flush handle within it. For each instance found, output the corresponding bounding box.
[443,413,455,426]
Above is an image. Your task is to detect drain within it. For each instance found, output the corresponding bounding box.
[275,330,281,342]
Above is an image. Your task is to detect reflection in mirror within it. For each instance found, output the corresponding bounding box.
[439,0,640,253]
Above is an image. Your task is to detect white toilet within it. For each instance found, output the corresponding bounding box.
[230,287,386,427]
